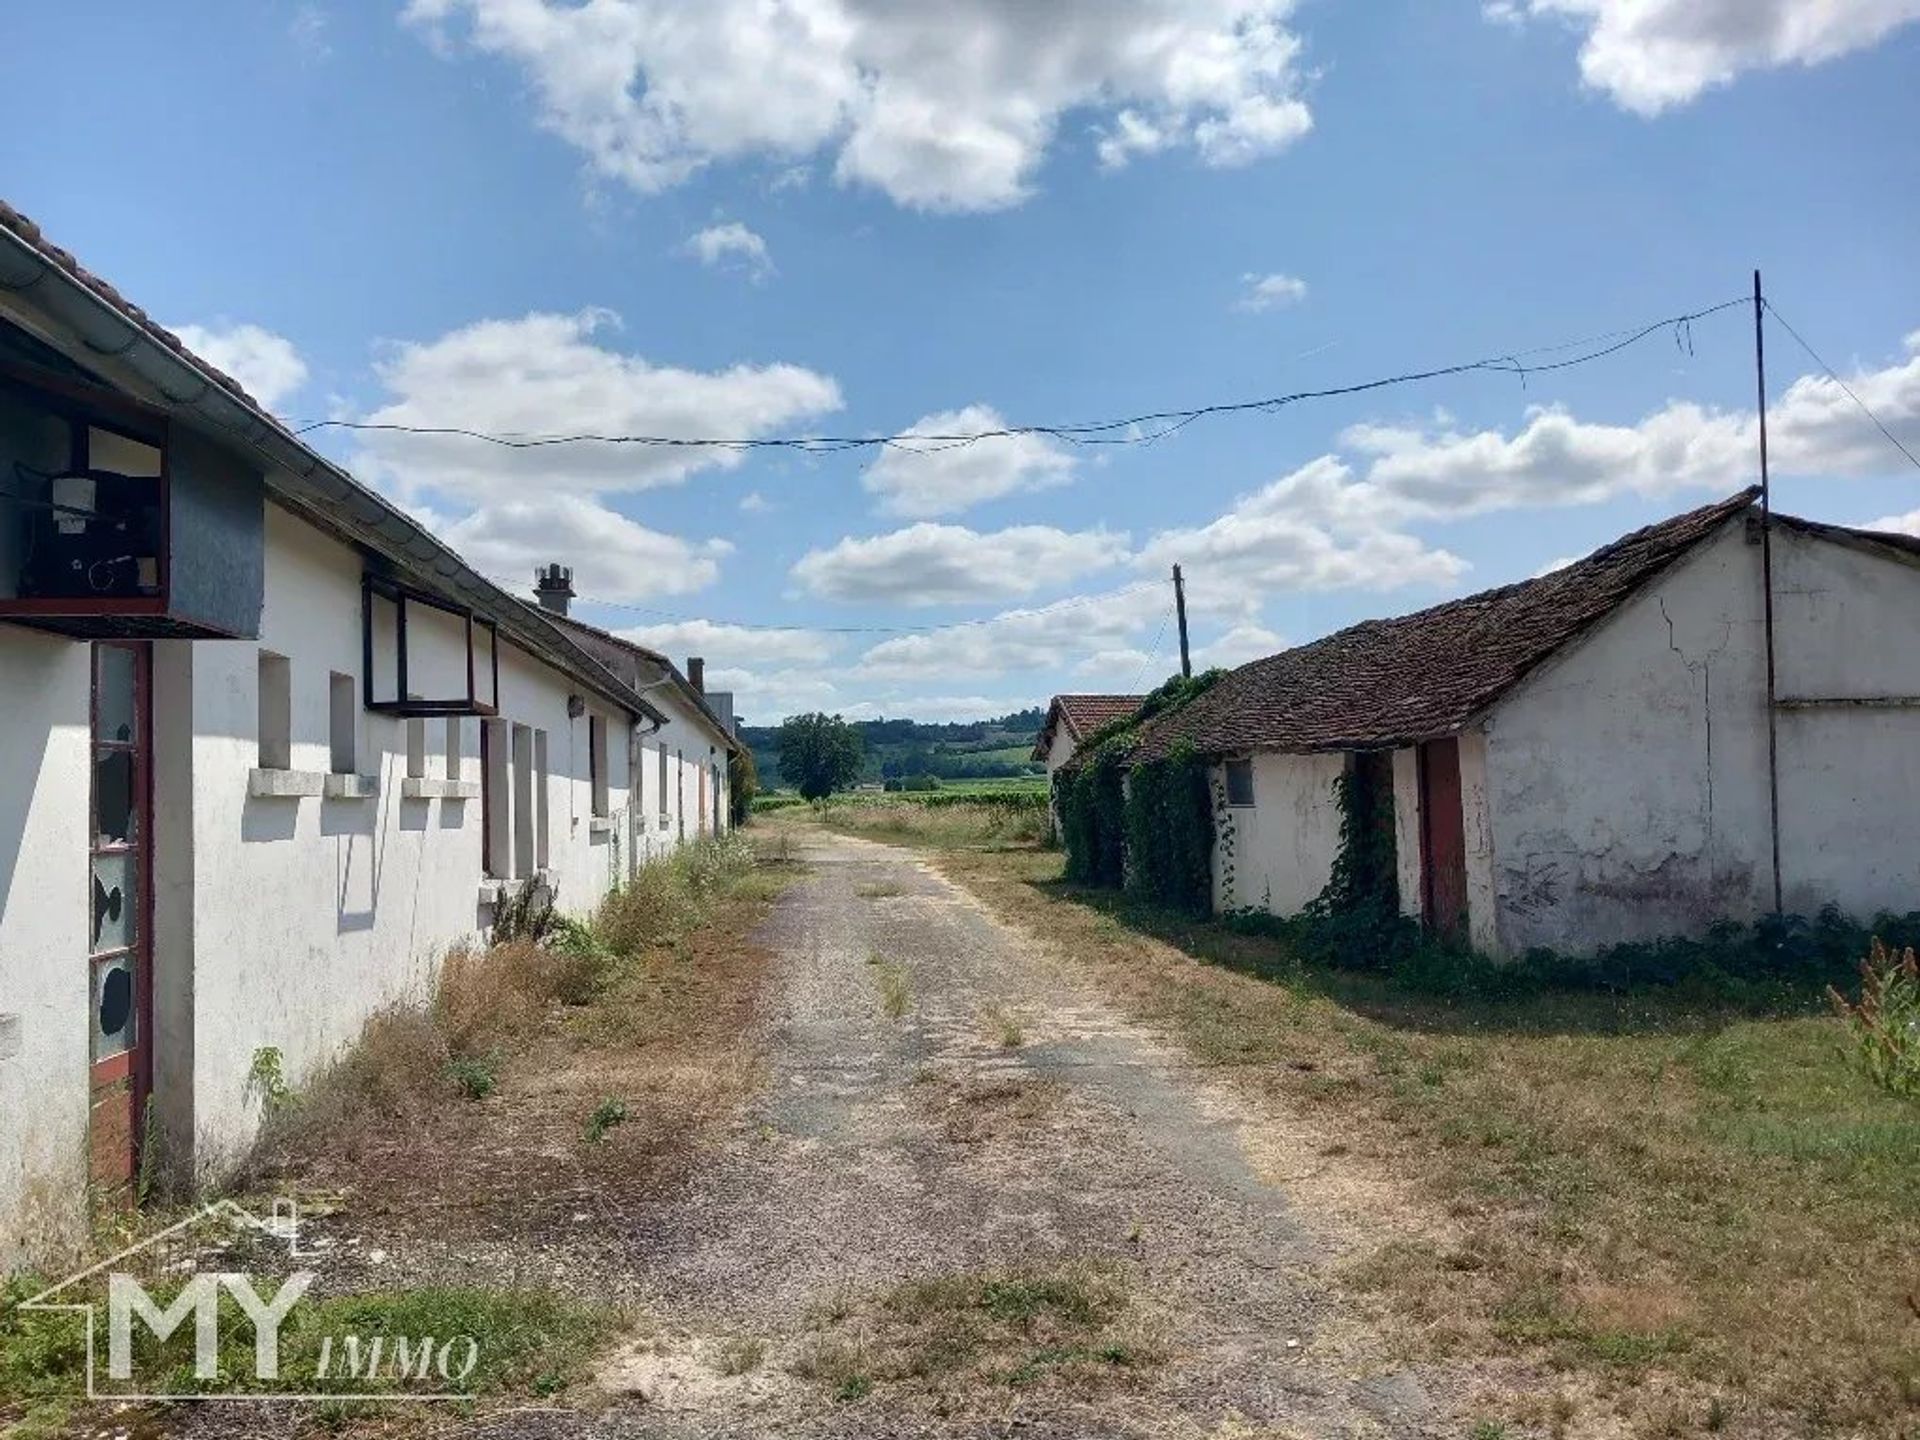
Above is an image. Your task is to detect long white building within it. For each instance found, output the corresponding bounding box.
[0,201,737,1262]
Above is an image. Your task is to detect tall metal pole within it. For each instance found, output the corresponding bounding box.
[1172,564,1192,679]
[1754,270,1784,914]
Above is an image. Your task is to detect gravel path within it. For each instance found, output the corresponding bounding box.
[553,829,1442,1438]
[168,829,1445,1439]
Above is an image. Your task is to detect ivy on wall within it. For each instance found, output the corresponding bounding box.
[1054,670,1225,909]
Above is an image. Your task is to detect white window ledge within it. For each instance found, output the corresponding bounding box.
[248,768,326,799]
[589,816,614,837]
[323,773,380,800]
[479,872,553,907]
[402,777,481,801]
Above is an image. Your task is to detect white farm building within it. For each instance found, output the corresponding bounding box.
[0,201,738,1261]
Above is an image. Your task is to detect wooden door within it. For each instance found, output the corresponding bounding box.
[1417,737,1469,942]
[89,641,153,1197]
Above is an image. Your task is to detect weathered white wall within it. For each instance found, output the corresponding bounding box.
[634,686,730,862]
[181,505,637,1177]
[0,628,92,1264]
[1211,752,1345,915]
[1483,521,1920,953]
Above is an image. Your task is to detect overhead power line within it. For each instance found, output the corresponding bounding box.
[1762,299,1920,478]
[294,295,1750,459]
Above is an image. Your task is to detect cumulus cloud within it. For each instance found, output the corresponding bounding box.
[445,495,730,601]
[616,618,837,667]
[1864,509,1920,537]
[404,0,1313,212]
[355,309,841,507]
[1235,272,1308,312]
[682,221,774,282]
[171,321,309,412]
[1194,622,1285,669]
[793,523,1129,606]
[1136,457,1471,594]
[855,583,1171,683]
[862,405,1077,517]
[1498,0,1920,114]
[703,664,1021,725]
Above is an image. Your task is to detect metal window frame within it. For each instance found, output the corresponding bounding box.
[361,572,500,717]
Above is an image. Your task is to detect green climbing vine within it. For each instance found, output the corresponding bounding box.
[1055,669,1226,911]
[1288,753,1416,970]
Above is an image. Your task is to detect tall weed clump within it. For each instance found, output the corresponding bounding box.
[1829,938,1920,1098]
[596,832,757,955]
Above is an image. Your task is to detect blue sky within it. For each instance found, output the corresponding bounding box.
[5,0,1918,723]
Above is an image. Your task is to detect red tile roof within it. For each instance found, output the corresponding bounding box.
[1128,489,1764,762]
[1033,693,1146,759]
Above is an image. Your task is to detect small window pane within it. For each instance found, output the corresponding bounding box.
[1225,758,1256,807]
[92,953,137,1061]
[91,851,138,954]
[94,749,136,846]
[96,647,136,743]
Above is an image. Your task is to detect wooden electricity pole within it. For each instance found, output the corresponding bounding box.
[1754,269,1784,915]
[1172,564,1192,679]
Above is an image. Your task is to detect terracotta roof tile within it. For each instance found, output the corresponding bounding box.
[1129,489,1763,762]
[1034,693,1146,758]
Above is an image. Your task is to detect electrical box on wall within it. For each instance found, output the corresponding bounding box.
[0,355,265,638]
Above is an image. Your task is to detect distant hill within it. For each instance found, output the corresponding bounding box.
[743,707,1046,789]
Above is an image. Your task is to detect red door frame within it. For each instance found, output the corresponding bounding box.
[1417,737,1469,943]
[88,640,155,1196]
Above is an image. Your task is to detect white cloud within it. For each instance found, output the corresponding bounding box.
[403,0,1313,212]
[1194,622,1285,669]
[1327,330,1920,518]
[739,490,773,514]
[446,495,729,601]
[616,618,837,667]
[1864,509,1920,537]
[703,664,1022,725]
[1235,271,1308,312]
[171,321,309,413]
[862,405,1077,517]
[353,309,841,508]
[1501,0,1920,114]
[793,523,1128,606]
[682,221,774,282]
[855,583,1170,683]
[1532,554,1585,577]
[290,4,331,59]
[1136,457,1471,595]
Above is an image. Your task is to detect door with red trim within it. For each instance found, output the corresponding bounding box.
[1418,737,1469,943]
[89,641,152,1198]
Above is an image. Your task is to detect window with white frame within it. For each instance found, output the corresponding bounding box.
[482,718,509,878]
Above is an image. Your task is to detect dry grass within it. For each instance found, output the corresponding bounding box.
[791,1261,1161,1407]
[916,1072,1061,1145]
[243,836,792,1239]
[871,955,912,1018]
[921,842,1920,1437]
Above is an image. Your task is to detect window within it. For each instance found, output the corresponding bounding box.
[588,713,609,818]
[657,744,669,820]
[534,728,550,869]
[328,672,357,775]
[257,651,291,769]
[676,748,685,840]
[444,717,463,782]
[1225,758,1256,808]
[481,718,509,878]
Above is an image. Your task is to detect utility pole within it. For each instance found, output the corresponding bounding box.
[1754,269,1784,915]
[1172,564,1192,679]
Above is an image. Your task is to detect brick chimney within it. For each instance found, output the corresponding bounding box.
[687,656,705,693]
[533,563,575,616]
